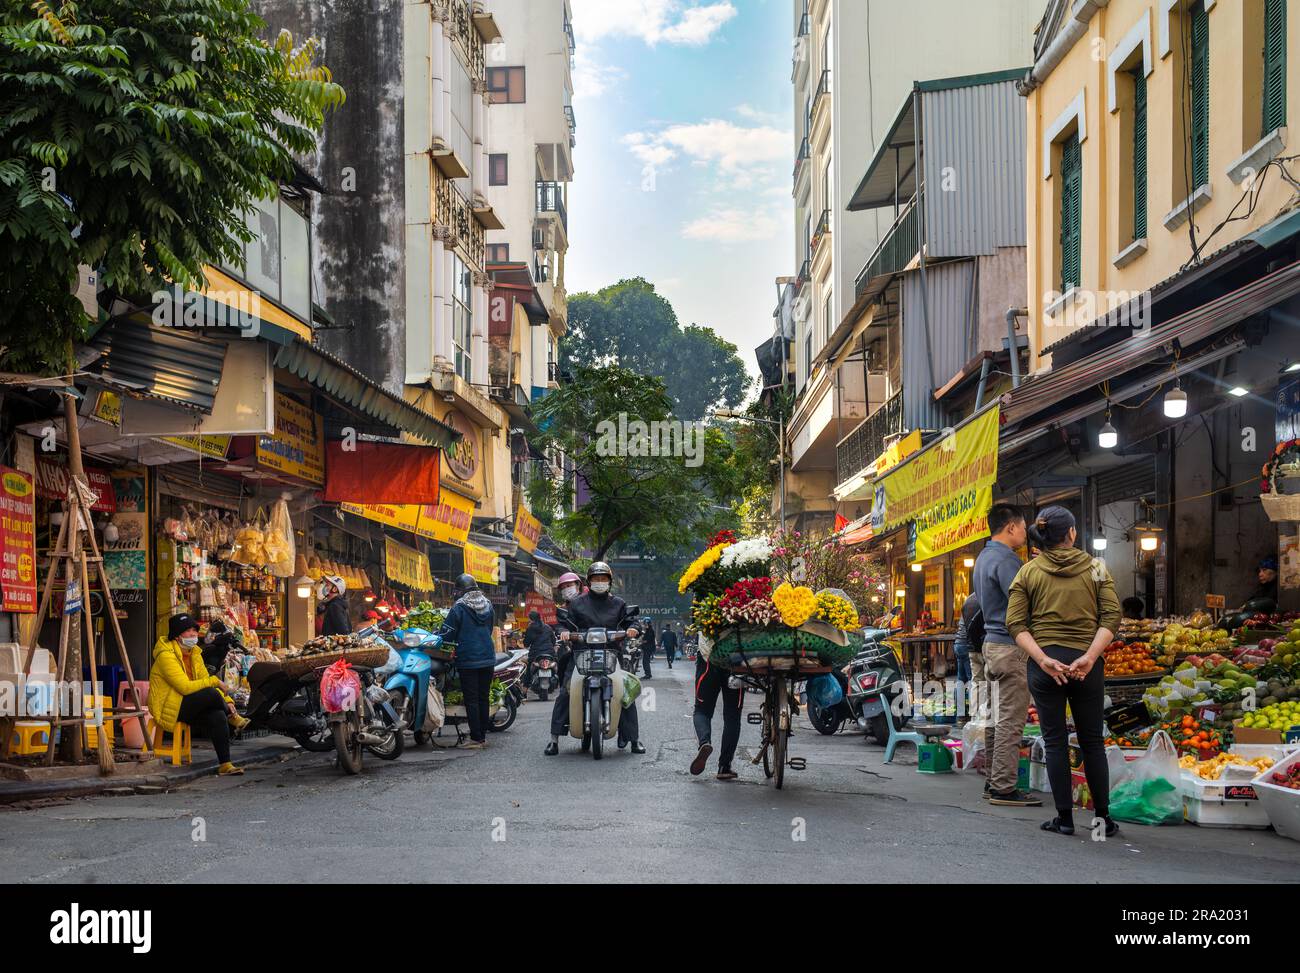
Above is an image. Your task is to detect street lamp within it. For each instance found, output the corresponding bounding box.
[711,408,787,528]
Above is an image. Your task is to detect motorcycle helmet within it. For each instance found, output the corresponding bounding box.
[318,574,346,600]
[556,571,582,602]
[587,561,613,596]
[454,572,479,594]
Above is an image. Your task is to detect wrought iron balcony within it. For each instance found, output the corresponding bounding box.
[812,209,832,252]
[812,69,832,119]
[836,392,904,487]
[536,181,567,232]
[798,13,810,37]
[854,191,920,300]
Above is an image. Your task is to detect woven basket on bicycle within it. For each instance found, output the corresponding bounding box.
[280,643,392,678]
[711,620,854,675]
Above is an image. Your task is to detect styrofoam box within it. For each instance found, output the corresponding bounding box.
[1251,750,1300,841]
[1180,773,1272,828]
[1231,742,1300,762]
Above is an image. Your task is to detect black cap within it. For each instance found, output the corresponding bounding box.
[168,613,200,640]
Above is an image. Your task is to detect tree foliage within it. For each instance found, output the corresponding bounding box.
[562,277,751,420]
[0,0,344,373]
[527,364,746,561]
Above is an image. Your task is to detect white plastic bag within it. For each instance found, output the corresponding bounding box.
[962,718,989,770]
[264,496,296,578]
[422,684,445,732]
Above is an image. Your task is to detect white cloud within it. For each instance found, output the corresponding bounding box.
[622,132,676,168]
[571,0,737,47]
[682,207,780,243]
[623,119,788,179]
[736,103,782,126]
[572,55,626,100]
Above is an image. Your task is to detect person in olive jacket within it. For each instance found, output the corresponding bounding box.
[1006,506,1122,838]
[437,574,498,748]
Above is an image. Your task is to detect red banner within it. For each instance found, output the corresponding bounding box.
[34,456,116,512]
[0,466,37,612]
[323,442,441,505]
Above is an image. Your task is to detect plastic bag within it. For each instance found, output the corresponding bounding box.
[264,496,296,578]
[807,673,843,709]
[962,718,989,771]
[621,671,642,708]
[1108,730,1183,825]
[319,659,361,714]
[373,648,402,681]
[422,684,445,732]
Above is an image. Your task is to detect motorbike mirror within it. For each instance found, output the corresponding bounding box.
[625,605,640,617]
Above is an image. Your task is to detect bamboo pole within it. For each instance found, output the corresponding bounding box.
[79,546,114,775]
[83,522,150,751]
[57,394,85,763]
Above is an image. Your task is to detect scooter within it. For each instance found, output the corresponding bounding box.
[386,626,452,746]
[244,663,334,752]
[843,629,911,745]
[489,647,529,733]
[327,663,407,774]
[561,606,639,760]
[528,648,558,701]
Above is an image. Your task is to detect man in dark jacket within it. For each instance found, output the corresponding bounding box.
[544,562,646,755]
[438,574,498,748]
[660,625,679,668]
[524,610,553,657]
[640,619,655,677]
[316,574,352,636]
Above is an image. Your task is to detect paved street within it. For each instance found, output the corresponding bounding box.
[3,661,1299,884]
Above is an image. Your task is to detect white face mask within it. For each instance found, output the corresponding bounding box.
[560,586,579,602]
[589,580,611,595]
[317,584,332,601]
[180,636,199,648]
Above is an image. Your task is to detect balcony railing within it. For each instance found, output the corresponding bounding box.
[798,12,810,37]
[836,392,904,486]
[796,258,811,287]
[793,137,810,183]
[534,258,551,284]
[854,192,920,300]
[812,208,832,251]
[548,360,559,383]
[563,105,576,147]
[812,68,832,120]
[536,181,567,232]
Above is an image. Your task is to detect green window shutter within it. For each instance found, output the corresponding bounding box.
[1263,0,1287,134]
[1134,70,1148,241]
[1190,2,1210,189]
[1060,134,1082,292]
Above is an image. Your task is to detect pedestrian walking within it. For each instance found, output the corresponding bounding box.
[661,625,678,668]
[1007,506,1122,837]
[972,504,1041,807]
[689,651,743,780]
[640,618,655,678]
[437,573,498,749]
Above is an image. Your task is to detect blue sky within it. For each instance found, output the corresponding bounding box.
[567,0,793,386]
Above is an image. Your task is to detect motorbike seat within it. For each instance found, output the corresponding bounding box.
[494,652,513,666]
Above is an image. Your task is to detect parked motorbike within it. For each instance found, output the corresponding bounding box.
[325,627,406,773]
[386,627,452,745]
[560,606,639,760]
[528,648,559,701]
[244,663,334,752]
[843,629,911,745]
[490,647,529,733]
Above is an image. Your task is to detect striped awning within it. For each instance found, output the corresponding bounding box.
[83,318,227,413]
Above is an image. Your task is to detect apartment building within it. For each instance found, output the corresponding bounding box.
[783,0,1042,532]
[1000,0,1300,613]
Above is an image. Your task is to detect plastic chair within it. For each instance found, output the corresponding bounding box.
[152,722,191,766]
[882,702,952,764]
[10,721,50,756]
[117,681,151,750]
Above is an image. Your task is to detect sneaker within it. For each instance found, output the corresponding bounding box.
[716,768,738,781]
[461,740,487,750]
[987,789,1042,807]
[690,742,713,776]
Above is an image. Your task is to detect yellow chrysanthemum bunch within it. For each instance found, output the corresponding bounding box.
[772,582,818,628]
[678,544,724,593]
[815,592,859,631]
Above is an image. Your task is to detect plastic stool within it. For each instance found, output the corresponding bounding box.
[152,722,191,766]
[883,714,951,764]
[10,721,50,755]
[83,695,114,751]
[117,682,151,750]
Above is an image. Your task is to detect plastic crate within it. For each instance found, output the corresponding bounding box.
[1181,774,1272,828]
[1251,749,1300,841]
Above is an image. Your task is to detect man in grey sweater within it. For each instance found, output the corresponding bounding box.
[972,504,1041,807]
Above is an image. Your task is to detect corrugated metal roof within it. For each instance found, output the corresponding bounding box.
[922,79,1027,259]
[901,260,977,431]
[85,318,226,413]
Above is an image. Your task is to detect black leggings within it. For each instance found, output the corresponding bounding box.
[1027,645,1108,820]
[693,655,743,769]
[177,688,232,764]
[459,666,494,743]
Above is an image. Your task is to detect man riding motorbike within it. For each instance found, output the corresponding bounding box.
[544,563,647,756]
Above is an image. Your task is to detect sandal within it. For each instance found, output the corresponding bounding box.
[1040,817,1075,836]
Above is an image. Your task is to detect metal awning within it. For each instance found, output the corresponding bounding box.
[257,322,459,450]
[83,317,227,413]
[848,96,916,212]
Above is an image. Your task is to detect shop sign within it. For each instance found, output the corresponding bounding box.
[873,430,922,477]
[1277,378,1300,444]
[880,406,1000,561]
[1205,593,1226,609]
[0,465,37,613]
[257,391,324,485]
[513,505,542,554]
[442,409,479,483]
[103,511,149,590]
[384,537,434,591]
[340,489,476,549]
[463,542,500,586]
[35,456,117,512]
[160,434,231,461]
[91,390,122,427]
[533,572,553,600]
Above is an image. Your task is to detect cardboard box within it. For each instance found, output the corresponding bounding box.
[1234,721,1287,745]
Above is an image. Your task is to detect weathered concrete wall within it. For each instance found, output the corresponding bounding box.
[252,0,408,395]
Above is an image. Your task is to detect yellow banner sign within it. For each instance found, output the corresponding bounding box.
[513,505,542,553]
[463,542,500,586]
[257,391,324,485]
[384,537,434,591]
[340,489,476,548]
[881,406,1000,561]
[874,430,921,477]
[92,390,122,427]
[161,433,231,460]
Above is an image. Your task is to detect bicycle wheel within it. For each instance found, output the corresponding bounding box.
[773,677,788,789]
[761,681,776,779]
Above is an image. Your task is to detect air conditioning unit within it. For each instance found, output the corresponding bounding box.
[532,226,548,251]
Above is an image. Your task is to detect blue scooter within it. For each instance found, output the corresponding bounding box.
[385,627,452,746]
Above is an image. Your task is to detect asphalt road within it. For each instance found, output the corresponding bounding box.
[3,659,1299,883]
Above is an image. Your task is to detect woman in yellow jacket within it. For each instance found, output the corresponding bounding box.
[150,614,248,775]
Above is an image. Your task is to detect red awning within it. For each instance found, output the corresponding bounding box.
[323,442,441,505]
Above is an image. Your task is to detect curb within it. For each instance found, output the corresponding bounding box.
[0,745,299,806]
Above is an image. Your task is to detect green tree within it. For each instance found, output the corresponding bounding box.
[0,0,344,373]
[563,278,751,420]
[528,364,745,561]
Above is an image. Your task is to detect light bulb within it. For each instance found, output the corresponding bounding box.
[1163,385,1188,419]
[963,557,975,568]
[1140,535,1159,552]
[1098,420,1118,449]
[894,588,906,599]
[911,562,922,572]
[1092,537,1107,552]
[1227,386,1249,397]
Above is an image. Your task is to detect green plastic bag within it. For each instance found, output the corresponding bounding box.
[621,671,642,709]
[1108,776,1183,826]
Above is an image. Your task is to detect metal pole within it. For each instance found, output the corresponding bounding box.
[779,414,787,528]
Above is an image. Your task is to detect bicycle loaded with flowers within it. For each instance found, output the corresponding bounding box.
[678,530,863,673]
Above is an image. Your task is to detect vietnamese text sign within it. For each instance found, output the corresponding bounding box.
[340,489,475,548]
[880,407,1000,561]
[257,391,324,485]
[513,505,542,554]
[463,542,500,586]
[0,466,37,612]
[384,537,435,591]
